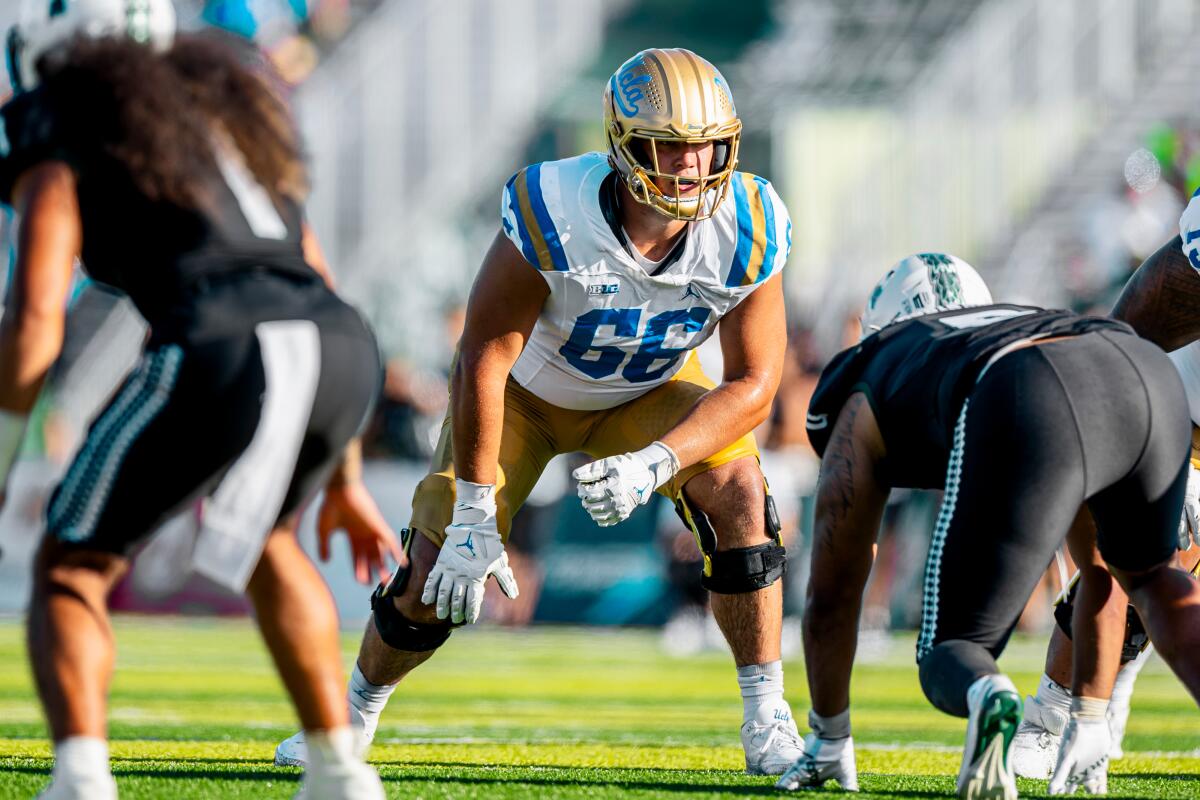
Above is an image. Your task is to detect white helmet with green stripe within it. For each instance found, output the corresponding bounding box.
[860,253,993,339]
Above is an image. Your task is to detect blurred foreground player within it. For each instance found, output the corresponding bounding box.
[775,254,1200,800]
[0,2,401,797]
[277,47,803,775]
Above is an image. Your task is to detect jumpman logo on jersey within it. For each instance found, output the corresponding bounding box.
[456,532,477,558]
[681,284,702,301]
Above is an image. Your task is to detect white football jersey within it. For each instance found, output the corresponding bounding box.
[499,152,791,410]
[1171,193,1200,424]
[1180,186,1200,273]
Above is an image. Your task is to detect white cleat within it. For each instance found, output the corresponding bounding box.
[1011,693,1069,779]
[292,760,385,800]
[957,674,1021,800]
[742,715,806,776]
[274,705,378,767]
[37,774,118,800]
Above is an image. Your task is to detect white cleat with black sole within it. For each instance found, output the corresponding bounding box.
[957,674,1022,800]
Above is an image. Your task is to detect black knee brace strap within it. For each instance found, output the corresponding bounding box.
[674,487,787,594]
[1053,574,1148,664]
[702,541,787,594]
[368,528,452,652]
[370,587,452,652]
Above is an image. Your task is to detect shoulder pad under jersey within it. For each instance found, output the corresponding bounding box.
[500,152,610,273]
[710,171,792,289]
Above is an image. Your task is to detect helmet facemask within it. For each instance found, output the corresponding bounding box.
[607,125,741,221]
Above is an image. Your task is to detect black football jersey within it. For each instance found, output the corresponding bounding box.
[0,86,314,321]
[806,305,1134,489]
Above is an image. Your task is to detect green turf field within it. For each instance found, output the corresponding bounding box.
[0,617,1196,798]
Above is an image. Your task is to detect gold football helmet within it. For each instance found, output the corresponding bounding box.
[603,48,742,221]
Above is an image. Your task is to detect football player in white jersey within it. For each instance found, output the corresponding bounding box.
[1010,189,1200,792]
[275,47,803,775]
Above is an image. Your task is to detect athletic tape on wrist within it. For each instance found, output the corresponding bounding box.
[1070,696,1108,720]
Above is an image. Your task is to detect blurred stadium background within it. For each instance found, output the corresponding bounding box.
[1,0,1199,654]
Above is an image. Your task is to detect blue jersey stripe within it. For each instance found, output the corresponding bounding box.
[505,174,540,268]
[754,176,778,283]
[726,176,753,287]
[526,163,569,271]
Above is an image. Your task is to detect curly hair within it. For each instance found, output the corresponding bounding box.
[34,30,308,211]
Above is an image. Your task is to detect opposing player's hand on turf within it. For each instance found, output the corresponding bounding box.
[1051,714,1113,796]
[1178,462,1200,550]
[318,481,405,585]
[573,442,680,526]
[1049,716,1110,795]
[775,734,859,792]
[422,479,518,624]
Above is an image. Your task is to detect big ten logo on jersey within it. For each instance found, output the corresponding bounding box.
[615,57,652,117]
[559,306,712,383]
[587,280,620,297]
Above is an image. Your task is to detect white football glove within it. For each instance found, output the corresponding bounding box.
[573,442,679,527]
[1049,716,1110,796]
[421,479,518,624]
[1178,461,1200,551]
[775,734,859,792]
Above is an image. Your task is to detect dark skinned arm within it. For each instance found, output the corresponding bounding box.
[803,392,891,717]
[0,161,80,413]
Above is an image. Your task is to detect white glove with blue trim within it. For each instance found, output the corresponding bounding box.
[421,479,518,624]
[573,442,679,526]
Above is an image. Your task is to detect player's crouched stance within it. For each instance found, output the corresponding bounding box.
[776,255,1200,798]
[1,3,398,798]
[276,47,806,776]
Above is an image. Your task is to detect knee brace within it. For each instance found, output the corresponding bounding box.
[674,491,787,594]
[368,528,452,652]
[1053,573,1148,664]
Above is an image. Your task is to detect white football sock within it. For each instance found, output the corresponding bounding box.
[737,660,791,725]
[1110,646,1151,710]
[305,727,356,773]
[1034,672,1073,711]
[348,663,395,719]
[52,736,110,781]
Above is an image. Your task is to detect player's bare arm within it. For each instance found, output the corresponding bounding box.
[0,161,80,413]
[804,392,889,717]
[452,232,549,483]
[659,271,786,468]
[1112,235,1200,350]
[416,232,546,624]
